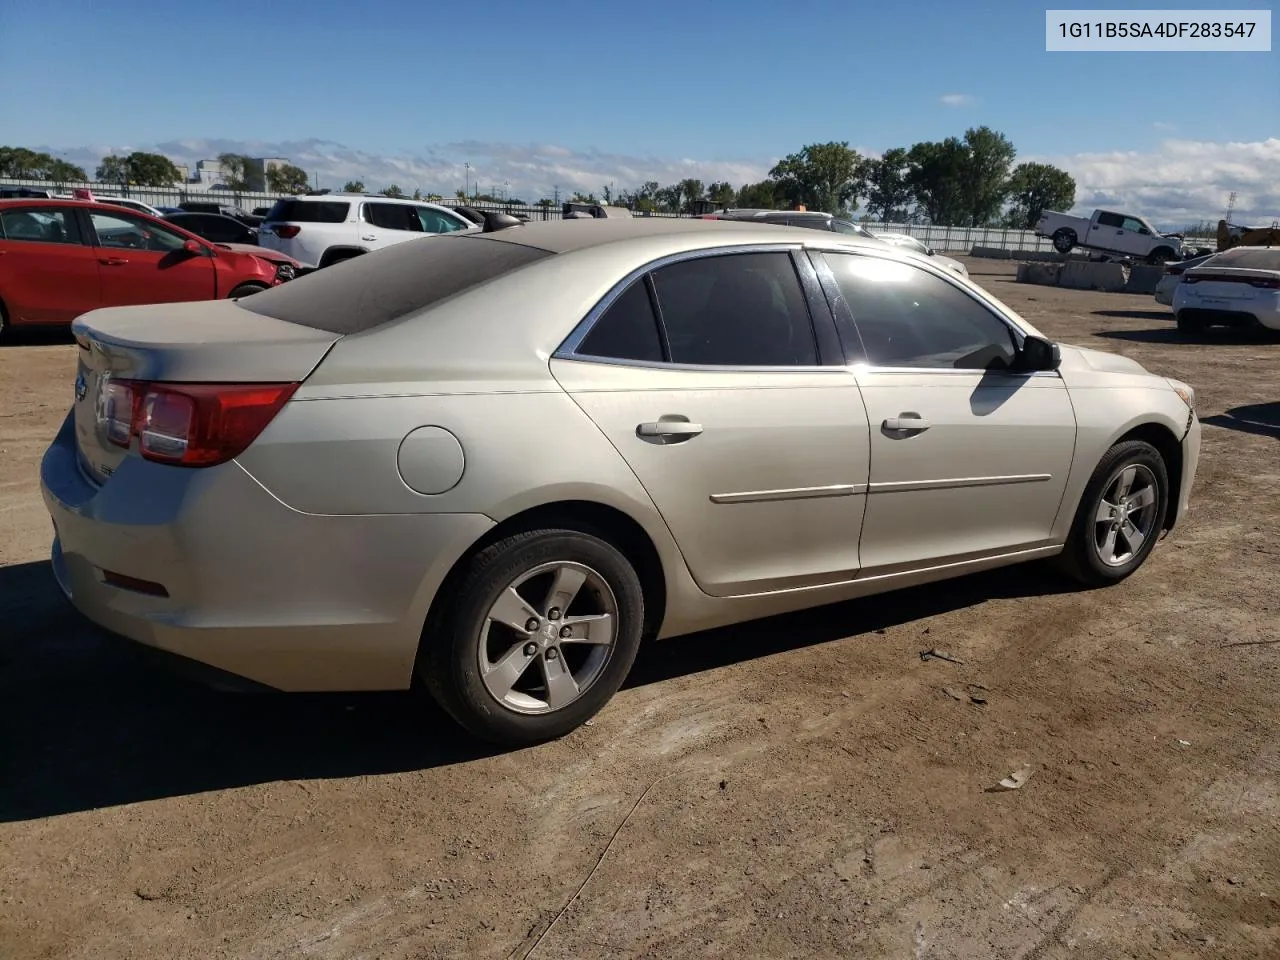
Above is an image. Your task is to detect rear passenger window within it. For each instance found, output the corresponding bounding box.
[265,200,350,223]
[825,253,1018,370]
[650,252,817,366]
[1096,212,1124,229]
[364,203,418,231]
[578,280,664,363]
[0,208,83,245]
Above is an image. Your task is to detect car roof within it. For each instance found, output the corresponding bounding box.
[480,216,869,255]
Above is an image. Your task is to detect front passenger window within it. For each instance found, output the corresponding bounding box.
[825,253,1018,371]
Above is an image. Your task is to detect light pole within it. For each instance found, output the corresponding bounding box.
[503,180,509,203]
[464,162,471,200]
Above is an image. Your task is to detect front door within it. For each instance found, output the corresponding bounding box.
[0,205,101,323]
[85,209,217,307]
[552,249,871,597]
[820,250,1077,573]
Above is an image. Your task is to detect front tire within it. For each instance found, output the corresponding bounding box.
[1056,440,1168,586]
[228,282,268,299]
[1147,247,1176,266]
[420,529,645,746]
[1052,228,1077,254]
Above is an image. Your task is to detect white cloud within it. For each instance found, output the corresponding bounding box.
[939,93,976,107]
[1036,137,1280,227]
[37,136,1280,226]
[1151,121,1177,132]
[49,138,772,203]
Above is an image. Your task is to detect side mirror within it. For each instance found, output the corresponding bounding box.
[1018,334,1061,372]
[183,238,204,255]
[926,246,936,256]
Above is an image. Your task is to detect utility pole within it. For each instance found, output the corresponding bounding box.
[1225,191,1237,224]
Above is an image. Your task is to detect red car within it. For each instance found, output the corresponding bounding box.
[0,199,300,338]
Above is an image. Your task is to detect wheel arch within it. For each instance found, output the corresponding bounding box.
[318,245,368,268]
[417,499,670,668]
[1113,420,1185,531]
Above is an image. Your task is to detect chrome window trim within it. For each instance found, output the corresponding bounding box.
[554,243,815,370]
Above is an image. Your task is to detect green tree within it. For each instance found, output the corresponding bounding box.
[707,181,736,209]
[655,185,682,213]
[677,178,705,212]
[267,162,310,194]
[343,180,366,192]
[47,158,88,182]
[381,184,405,198]
[96,155,130,185]
[905,138,968,225]
[411,188,423,200]
[768,142,865,215]
[123,151,181,186]
[217,153,252,192]
[736,180,777,208]
[957,126,1016,227]
[862,147,912,222]
[1002,161,1076,229]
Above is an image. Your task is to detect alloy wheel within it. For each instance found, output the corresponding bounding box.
[1092,464,1160,567]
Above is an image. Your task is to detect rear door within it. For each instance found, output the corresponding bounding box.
[0,205,101,323]
[85,209,218,307]
[360,201,423,250]
[1089,211,1128,253]
[552,247,871,597]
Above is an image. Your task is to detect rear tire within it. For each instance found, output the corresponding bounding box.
[419,528,645,746]
[1176,311,1205,335]
[228,283,268,299]
[1055,440,1168,587]
[1147,247,1176,266]
[1052,229,1077,254]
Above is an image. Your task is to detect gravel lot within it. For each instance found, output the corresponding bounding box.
[2,259,1278,960]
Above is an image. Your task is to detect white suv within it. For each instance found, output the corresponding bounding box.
[258,193,479,268]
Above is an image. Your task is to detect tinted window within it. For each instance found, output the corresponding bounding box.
[578,279,664,362]
[826,253,1018,370]
[265,199,350,223]
[1121,217,1146,233]
[0,207,83,244]
[416,207,467,233]
[241,235,554,334]
[650,252,817,366]
[364,202,419,231]
[1096,212,1124,228]
[176,214,247,243]
[90,210,187,252]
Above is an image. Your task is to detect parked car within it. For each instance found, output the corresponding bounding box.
[177,201,261,227]
[0,186,55,199]
[1035,208,1185,264]
[252,207,273,218]
[1155,252,1217,306]
[166,211,260,246]
[1172,246,1280,334]
[55,190,168,219]
[866,231,969,278]
[41,218,1200,745]
[0,198,292,337]
[257,193,480,268]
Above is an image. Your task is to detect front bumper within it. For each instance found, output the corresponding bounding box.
[41,411,493,691]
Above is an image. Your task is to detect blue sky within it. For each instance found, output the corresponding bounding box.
[0,0,1276,221]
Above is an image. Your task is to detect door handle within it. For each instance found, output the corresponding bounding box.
[882,414,930,433]
[99,257,129,266]
[637,417,703,443]
[360,234,377,241]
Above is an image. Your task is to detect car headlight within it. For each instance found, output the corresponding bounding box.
[1167,378,1195,410]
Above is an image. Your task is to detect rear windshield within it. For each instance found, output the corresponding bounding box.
[240,234,554,334]
[265,199,350,223]
[1207,248,1280,271]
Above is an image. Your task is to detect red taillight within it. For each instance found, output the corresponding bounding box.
[1249,277,1280,289]
[271,224,301,238]
[104,380,298,467]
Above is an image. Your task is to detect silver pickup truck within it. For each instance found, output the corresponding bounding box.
[1036,208,1186,264]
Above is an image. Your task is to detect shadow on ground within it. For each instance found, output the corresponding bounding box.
[0,327,76,347]
[0,557,1072,821]
[1201,403,1280,440]
[1093,309,1173,321]
[1093,327,1280,346]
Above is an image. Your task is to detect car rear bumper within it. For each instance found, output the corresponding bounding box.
[41,411,493,691]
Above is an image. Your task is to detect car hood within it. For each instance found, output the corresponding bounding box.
[1057,343,1152,378]
[216,242,301,267]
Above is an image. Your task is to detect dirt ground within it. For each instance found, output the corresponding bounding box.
[2,259,1278,960]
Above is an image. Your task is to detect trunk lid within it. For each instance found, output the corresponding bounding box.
[71,299,340,482]
[1183,267,1278,300]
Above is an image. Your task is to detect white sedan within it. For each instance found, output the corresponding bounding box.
[1173,246,1280,334]
[871,231,969,277]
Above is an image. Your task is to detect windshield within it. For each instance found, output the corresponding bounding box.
[831,219,875,239]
